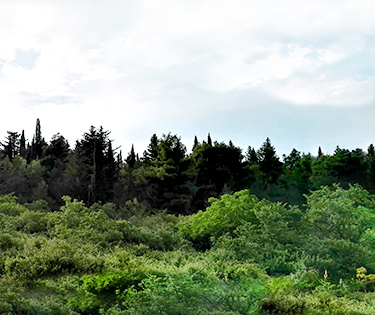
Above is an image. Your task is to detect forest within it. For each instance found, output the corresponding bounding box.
[1,119,375,213]
[1,119,375,314]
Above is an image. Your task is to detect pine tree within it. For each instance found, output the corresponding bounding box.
[19,130,27,158]
[143,134,159,163]
[1,131,20,161]
[257,137,282,183]
[73,126,116,204]
[31,118,46,160]
[245,146,258,164]
[367,144,375,157]
[193,136,199,150]
[318,147,323,158]
[207,133,212,146]
[126,144,136,168]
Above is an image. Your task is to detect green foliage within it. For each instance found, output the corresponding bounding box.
[81,271,145,294]
[121,272,264,315]
[304,184,375,242]
[181,189,303,253]
[1,185,375,314]
[180,190,261,243]
[0,194,27,216]
[4,238,103,280]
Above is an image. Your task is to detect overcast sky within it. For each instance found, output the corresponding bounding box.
[1,0,374,158]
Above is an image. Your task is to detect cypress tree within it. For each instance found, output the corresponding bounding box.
[193,136,199,150]
[31,118,46,160]
[19,130,27,158]
[318,146,323,158]
[207,133,212,146]
[126,144,136,168]
[368,144,375,157]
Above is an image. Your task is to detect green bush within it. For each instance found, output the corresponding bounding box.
[4,238,103,280]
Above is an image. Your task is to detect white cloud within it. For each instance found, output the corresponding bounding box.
[0,0,374,154]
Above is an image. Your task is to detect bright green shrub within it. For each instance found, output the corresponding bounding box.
[0,200,27,216]
[302,236,375,279]
[121,272,264,315]
[179,190,261,242]
[4,238,103,280]
[15,210,48,234]
[48,197,122,247]
[304,184,375,243]
[180,190,303,252]
[81,271,145,294]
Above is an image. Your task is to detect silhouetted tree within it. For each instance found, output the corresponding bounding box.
[257,137,282,183]
[126,144,136,169]
[19,130,27,158]
[1,131,19,161]
[318,146,323,158]
[30,118,47,160]
[207,133,212,146]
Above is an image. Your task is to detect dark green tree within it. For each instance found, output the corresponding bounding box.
[191,140,244,210]
[207,133,212,146]
[318,146,323,158]
[1,131,20,161]
[42,133,70,171]
[126,144,136,169]
[283,148,301,169]
[143,134,159,163]
[193,136,199,150]
[71,126,117,204]
[367,144,375,157]
[19,130,27,158]
[245,146,258,164]
[30,118,47,160]
[257,138,282,184]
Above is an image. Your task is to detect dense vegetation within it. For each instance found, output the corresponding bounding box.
[2,119,375,314]
[1,185,375,314]
[1,119,375,213]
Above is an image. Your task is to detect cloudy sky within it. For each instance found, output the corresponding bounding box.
[1,0,374,158]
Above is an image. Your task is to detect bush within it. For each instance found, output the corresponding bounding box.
[4,238,103,280]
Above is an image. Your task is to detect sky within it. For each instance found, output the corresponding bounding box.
[1,0,375,158]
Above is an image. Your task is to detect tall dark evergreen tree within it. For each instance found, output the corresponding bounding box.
[143,134,159,163]
[245,146,258,164]
[30,118,46,160]
[207,133,212,146]
[19,130,27,158]
[126,144,136,168]
[257,137,283,183]
[193,136,199,150]
[72,126,116,204]
[318,146,323,158]
[42,133,70,172]
[1,131,20,161]
[283,148,301,169]
[367,144,375,157]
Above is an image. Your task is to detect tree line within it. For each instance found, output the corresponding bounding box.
[1,118,375,213]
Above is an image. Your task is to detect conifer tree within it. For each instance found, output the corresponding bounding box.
[126,144,136,168]
[207,133,212,146]
[257,137,282,183]
[318,146,323,158]
[19,130,27,158]
[245,146,258,164]
[31,118,46,160]
[367,144,375,157]
[1,131,19,161]
[143,134,159,163]
[193,136,199,150]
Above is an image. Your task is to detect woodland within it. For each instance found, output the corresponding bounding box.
[1,119,375,314]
